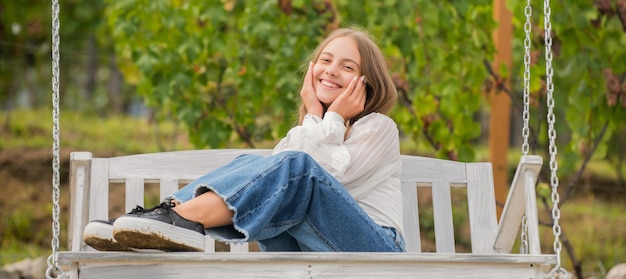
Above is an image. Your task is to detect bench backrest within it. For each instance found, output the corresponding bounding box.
[68,149,540,254]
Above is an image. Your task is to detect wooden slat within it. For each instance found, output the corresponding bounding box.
[400,155,467,184]
[159,177,179,202]
[125,177,145,211]
[108,149,273,182]
[68,152,92,252]
[58,252,556,279]
[432,181,455,253]
[59,251,557,264]
[494,155,542,253]
[401,182,421,252]
[524,169,541,254]
[205,236,216,252]
[108,151,470,184]
[466,162,498,254]
[229,242,249,253]
[89,158,109,221]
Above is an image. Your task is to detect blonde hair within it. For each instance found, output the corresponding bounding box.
[297,27,397,126]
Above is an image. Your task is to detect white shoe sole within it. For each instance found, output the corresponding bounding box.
[83,221,132,251]
[112,216,205,252]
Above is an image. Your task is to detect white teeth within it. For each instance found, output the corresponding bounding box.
[320,80,340,88]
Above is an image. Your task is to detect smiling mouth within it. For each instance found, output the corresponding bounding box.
[320,80,341,89]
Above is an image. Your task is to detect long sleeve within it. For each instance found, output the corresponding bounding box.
[272,112,400,195]
[273,112,404,233]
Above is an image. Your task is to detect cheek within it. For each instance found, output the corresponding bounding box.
[312,66,324,79]
[341,74,356,86]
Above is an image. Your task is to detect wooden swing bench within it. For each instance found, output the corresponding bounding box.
[58,149,556,278]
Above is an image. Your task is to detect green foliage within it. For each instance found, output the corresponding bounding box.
[0,0,51,108]
[544,197,626,277]
[104,1,496,159]
[101,0,626,176]
[105,0,330,148]
[507,0,626,177]
[2,208,34,242]
[0,0,110,111]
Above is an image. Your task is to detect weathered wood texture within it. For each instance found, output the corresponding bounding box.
[61,149,553,278]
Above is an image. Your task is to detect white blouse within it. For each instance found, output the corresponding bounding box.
[272,111,403,234]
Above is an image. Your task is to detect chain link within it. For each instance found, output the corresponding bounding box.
[543,0,565,278]
[519,215,528,254]
[518,0,533,256]
[46,0,66,278]
[521,0,532,156]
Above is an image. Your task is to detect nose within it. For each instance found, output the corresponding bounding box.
[325,64,338,77]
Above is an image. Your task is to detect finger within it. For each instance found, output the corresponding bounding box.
[346,75,359,96]
[304,61,313,87]
[309,62,316,84]
[356,75,367,93]
[358,75,366,92]
[356,76,367,104]
[351,75,365,98]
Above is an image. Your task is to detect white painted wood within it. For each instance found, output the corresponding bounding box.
[401,182,421,252]
[68,152,91,252]
[400,155,467,184]
[58,252,556,279]
[60,251,556,264]
[125,177,144,211]
[205,235,216,252]
[88,158,109,221]
[494,155,543,253]
[107,149,272,182]
[432,181,455,253]
[159,177,179,202]
[466,162,498,254]
[524,169,541,254]
[69,264,78,279]
[62,150,553,278]
[229,242,249,252]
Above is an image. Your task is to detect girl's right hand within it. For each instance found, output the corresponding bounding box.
[300,61,324,117]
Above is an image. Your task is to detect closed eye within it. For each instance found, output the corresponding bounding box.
[318,58,331,63]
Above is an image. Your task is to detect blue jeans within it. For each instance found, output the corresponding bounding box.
[169,151,405,252]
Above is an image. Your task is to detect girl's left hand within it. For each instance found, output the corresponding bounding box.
[300,61,324,117]
[327,75,366,121]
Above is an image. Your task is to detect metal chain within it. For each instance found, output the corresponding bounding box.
[46,0,66,278]
[519,0,532,255]
[519,215,528,254]
[521,0,532,156]
[543,0,566,278]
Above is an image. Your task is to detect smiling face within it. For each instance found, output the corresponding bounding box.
[312,36,362,107]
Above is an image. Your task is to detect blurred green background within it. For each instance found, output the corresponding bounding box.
[1,1,625,278]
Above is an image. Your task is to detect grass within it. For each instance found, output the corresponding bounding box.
[557,196,626,277]
[1,108,195,153]
[0,108,624,278]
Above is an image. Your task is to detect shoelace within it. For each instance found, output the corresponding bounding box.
[128,205,147,214]
[128,201,175,215]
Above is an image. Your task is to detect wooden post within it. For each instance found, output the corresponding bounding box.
[490,0,512,220]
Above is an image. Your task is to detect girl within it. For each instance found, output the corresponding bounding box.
[83,27,405,252]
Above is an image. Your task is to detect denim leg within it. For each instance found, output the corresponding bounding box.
[170,151,405,252]
[257,232,302,251]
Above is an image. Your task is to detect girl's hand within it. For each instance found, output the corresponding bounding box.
[300,62,324,117]
[327,75,366,121]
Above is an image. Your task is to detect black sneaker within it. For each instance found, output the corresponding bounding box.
[83,205,155,251]
[112,203,206,252]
